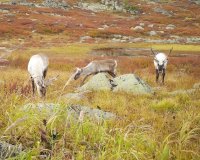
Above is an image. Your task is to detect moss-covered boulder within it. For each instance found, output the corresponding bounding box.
[113,74,153,94]
[77,73,113,92]
[77,73,153,94]
[23,103,116,121]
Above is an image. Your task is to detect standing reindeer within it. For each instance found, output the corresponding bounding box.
[28,54,49,97]
[63,59,117,88]
[151,47,173,84]
[28,54,50,97]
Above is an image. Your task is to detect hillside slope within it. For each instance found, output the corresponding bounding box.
[0,0,199,44]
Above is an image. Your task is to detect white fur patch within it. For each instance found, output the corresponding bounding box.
[154,53,168,69]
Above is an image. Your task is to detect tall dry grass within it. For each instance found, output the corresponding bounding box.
[0,43,200,159]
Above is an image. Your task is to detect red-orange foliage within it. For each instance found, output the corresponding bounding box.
[3,81,31,97]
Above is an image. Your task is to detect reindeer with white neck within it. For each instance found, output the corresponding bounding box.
[28,54,58,97]
[151,47,173,84]
[63,59,117,89]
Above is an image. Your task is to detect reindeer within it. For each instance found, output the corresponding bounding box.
[151,47,173,84]
[63,59,117,89]
[28,54,58,97]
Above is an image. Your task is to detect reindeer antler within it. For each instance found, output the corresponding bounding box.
[168,47,173,56]
[151,48,156,55]
[45,75,59,86]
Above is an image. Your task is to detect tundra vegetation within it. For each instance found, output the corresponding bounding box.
[0,0,200,159]
[1,42,200,160]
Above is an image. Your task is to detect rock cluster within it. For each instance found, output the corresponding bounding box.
[78,0,138,14]
[77,73,153,94]
[24,103,117,121]
[43,0,68,9]
[9,0,69,9]
[101,0,122,10]
[153,7,173,16]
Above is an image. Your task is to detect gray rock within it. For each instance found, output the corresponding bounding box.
[6,13,15,17]
[149,31,157,36]
[130,37,143,42]
[100,24,109,30]
[97,24,109,30]
[153,7,172,16]
[23,103,57,112]
[64,91,91,100]
[80,36,92,43]
[79,3,108,12]
[77,73,113,92]
[10,0,36,7]
[0,141,22,159]
[43,0,68,9]
[186,37,200,43]
[23,103,116,121]
[148,24,154,28]
[166,24,176,30]
[78,73,153,94]
[0,9,9,13]
[19,2,36,7]
[139,23,145,26]
[120,40,127,43]
[111,38,121,42]
[113,74,153,94]
[113,34,122,38]
[68,104,116,121]
[101,0,123,10]
[78,1,128,13]
[131,26,144,31]
[78,2,123,12]
[191,0,200,5]
[11,0,25,5]
[121,36,130,40]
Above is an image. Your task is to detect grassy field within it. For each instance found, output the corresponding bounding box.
[0,42,200,159]
[0,0,200,159]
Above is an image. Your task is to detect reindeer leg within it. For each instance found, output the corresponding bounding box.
[108,71,116,78]
[162,69,166,85]
[31,77,35,96]
[43,69,48,79]
[80,74,92,86]
[156,69,159,83]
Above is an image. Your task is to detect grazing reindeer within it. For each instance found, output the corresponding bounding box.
[151,47,173,84]
[28,54,56,97]
[71,59,117,87]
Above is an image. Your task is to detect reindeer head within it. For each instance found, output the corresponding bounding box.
[153,56,168,72]
[35,79,47,97]
[74,68,83,80]
[35,75,59,97]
